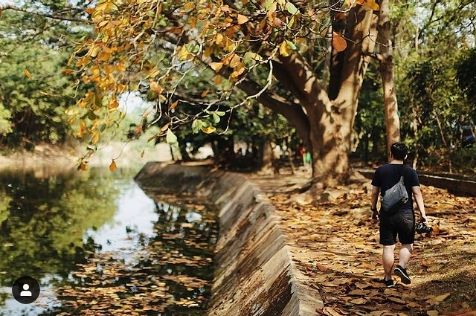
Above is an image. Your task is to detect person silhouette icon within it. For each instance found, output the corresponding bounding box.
[20,284,32,297]
[12,276,40,304]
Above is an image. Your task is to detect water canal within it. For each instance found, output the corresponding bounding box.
[0,167,217,315]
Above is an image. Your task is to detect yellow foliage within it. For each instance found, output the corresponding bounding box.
[178,46,190,60]
[210,62,223,72]
[201,126,216,134]
[182,2,195,12]
[150,82,164,94]
[109,160,117,172]
[23,68,32,79]
[279,41,291,57]
[363,0,379,11]
[237,14,249,25]
[109,97,119,109]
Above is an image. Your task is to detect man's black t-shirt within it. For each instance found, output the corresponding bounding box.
[371,163,420,211]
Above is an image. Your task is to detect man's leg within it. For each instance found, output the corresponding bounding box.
[383,245,395,280]
[398,243,413,268]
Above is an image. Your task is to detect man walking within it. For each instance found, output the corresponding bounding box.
[370,142,428,287]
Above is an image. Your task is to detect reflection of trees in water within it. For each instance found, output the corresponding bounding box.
[0,169,122,293]
[151,201,218,313]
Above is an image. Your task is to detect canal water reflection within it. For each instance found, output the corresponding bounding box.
[0,168,217,315]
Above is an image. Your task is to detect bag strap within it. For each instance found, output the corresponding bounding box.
[398,164,406,185]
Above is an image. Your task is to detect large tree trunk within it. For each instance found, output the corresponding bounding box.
[311,6,378,187]
[240,5,378,190]
[269,5,378,188]
[378,0,401,160]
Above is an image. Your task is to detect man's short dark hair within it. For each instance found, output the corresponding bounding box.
[390,142,408,160]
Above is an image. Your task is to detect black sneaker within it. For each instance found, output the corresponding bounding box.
[394,265,411,284]
[384,278,395,288]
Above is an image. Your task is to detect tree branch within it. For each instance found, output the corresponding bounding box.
[237,79,311,149]
[276,53,331,112]
[0,4,90,24]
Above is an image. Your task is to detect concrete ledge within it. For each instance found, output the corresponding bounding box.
[135,163,323,316]
[358,169,476,196]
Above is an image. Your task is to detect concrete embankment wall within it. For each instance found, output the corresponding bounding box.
[359,169,476,196]
[134,163,322,316]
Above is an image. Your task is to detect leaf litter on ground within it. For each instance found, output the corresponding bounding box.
[251,171,476,315]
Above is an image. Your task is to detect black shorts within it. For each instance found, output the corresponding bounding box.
[379,209,415,245]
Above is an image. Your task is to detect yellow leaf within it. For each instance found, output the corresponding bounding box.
[182,2,195,12]
[109,97,119,109]
[170,100,179,110]
[210,62,223,72]
[230,64,245,78]
[109,160,117,172]
[332,32,347,52]
[230,54,241,68]
[237,14,249,24]
[77,121,87,137]
[23,68,32,79]
[178,46,190,60]
[89,46,100,58]
[150,82,164,94]
[213,75,222,84]
[85,7,94,15]
[92,131,100,144]
[363,0,379,10]
[215,33,224,45]
[279,41,291,57]
[78,161,88,171]
[202,126,216,134]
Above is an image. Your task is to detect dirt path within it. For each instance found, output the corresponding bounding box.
[250,172,476,316]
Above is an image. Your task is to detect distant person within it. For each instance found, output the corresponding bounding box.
[370,142,428,287]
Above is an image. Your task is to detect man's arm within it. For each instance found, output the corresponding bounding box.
[371,185,380,219]
[412,186,427,222]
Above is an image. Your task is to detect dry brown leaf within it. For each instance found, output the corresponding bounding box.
[349,297,367,305]
[387,296,406,304]
[332,32,347,52]
[427,292,451,304]
[322,306,343,316]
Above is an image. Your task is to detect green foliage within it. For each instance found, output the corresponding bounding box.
[0,3,89,147]
[457,48,476,104]
[354,0,476,171]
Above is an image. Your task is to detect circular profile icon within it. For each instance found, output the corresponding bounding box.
[12,276,40,304]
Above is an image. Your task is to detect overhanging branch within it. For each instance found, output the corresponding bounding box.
[237,79,311,148]
[0,4,90,24]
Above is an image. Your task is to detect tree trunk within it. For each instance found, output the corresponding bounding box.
[241,5,378,189]
[258,139,274,173]
[378,0,401,160]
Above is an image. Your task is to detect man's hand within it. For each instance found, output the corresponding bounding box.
[420,214,428,223]
[371,207,379,222]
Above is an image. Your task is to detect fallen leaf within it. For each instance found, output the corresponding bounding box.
[322,306,342,316]
[387,296,406,304]
[427,292,451,304]
[349,297,367,305]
